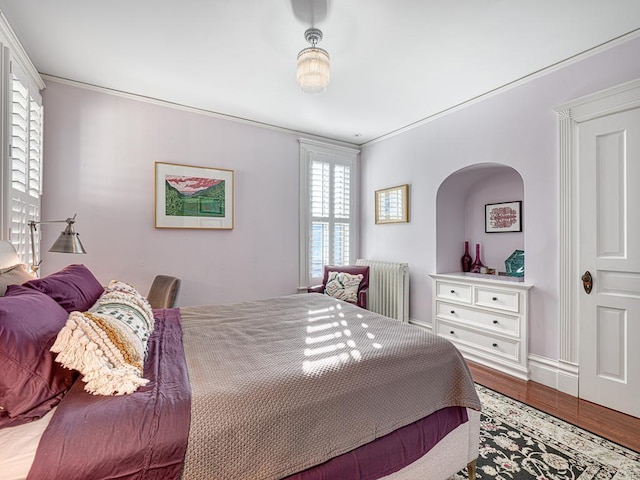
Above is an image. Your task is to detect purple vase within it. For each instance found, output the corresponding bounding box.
[470,243,485,273]
[461,241,472,272]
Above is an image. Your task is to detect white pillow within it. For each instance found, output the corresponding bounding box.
[324,271,363,303]
[0,264,35,296]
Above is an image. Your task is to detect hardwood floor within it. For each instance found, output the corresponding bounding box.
[467,361,640,453]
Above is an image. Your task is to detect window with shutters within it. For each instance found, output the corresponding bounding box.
[0,21,45,268]
[299,139,359,288]
[8,71,43,267]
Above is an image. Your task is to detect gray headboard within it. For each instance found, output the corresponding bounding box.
[0,240,20,269]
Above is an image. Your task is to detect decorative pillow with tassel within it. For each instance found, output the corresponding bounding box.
[51,280,155,396]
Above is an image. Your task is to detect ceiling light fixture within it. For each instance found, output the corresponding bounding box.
[297,27,330,94]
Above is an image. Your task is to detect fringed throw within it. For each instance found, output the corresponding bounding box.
[51,280,155,395]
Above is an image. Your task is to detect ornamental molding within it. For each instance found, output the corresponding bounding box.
[0,11,44,90]
[555,79,640,370]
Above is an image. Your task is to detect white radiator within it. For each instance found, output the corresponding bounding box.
[356,259,409,322]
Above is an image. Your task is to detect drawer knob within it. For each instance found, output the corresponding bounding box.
[450,310,455,314]
[450,330,455,335]
[450,290,455,294]
[492,297,498,301]
[492,343,498,348]
[492,320,498,324]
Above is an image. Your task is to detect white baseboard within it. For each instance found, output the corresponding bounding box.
[557,360,579,396]
[528,354,560,389]
[524,355,580,396]
[409,318,432,330]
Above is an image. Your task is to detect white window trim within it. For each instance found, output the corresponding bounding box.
[299,138,360,290]
[0,12,45,93]
[0,12,44,259]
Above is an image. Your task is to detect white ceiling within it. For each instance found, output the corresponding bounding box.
[1,0,639,145]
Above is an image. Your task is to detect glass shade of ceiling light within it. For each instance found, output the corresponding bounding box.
[297,27,330,94]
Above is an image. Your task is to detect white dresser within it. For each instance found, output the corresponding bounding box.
[429,273,533,380]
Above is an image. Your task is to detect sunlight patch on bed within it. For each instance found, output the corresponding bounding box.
[304,342,346,357]
[308,307,335,315]
[307,314,334,323]
[307,322,340,333]
[303,352,352,374]
[302,303,389,375]
[306,332,343,344]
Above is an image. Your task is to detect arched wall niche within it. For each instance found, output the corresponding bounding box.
[436,163,525,276]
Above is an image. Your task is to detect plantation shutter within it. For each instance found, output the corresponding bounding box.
[299,139,359,288]
[310,157,330,279]
[332,163,350,266]
[8,63,43,266]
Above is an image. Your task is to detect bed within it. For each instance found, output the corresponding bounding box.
[0,241,480,480]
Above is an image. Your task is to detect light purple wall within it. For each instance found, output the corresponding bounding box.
[41,81,309,307]
[360,37,640,359]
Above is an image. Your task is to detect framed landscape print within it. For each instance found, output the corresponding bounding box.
[485,200,522,233]
[375,184,409,224]
[155,162,234,229]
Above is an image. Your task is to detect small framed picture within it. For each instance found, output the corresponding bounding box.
[375,184,409,224]
[155,162,234,229]
[485,201,522,233]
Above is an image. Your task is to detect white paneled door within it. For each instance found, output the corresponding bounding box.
[578,108,640,418]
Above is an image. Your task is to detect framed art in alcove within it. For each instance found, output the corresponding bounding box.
[155,162,234,229]
[485,200,522,233]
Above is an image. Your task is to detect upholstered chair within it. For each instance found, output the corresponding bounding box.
[307,265,370,309]
[147,275,181,309]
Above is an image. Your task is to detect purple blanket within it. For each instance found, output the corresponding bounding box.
[27,308,191,480]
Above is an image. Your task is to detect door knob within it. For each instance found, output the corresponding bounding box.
[582,271,593,294]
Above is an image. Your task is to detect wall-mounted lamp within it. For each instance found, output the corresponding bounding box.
[28,214,86,274]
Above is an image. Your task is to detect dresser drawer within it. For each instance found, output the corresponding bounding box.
[475,286,519,312]
[436,320,519,361]
[436,301,520,336]
[436,281,472,304]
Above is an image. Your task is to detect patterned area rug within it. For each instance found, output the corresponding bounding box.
[452,385,640,479]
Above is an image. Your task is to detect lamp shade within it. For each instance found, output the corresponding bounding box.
[48,222,86,254]
[297,47,330,94]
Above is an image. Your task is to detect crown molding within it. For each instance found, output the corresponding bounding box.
[41,74,360,151]
[363,29,640,148]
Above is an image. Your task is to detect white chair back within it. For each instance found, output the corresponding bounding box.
[0,241,20,269]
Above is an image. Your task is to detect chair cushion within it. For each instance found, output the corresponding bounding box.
[324,271,364,303]
[147,275,180,309]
